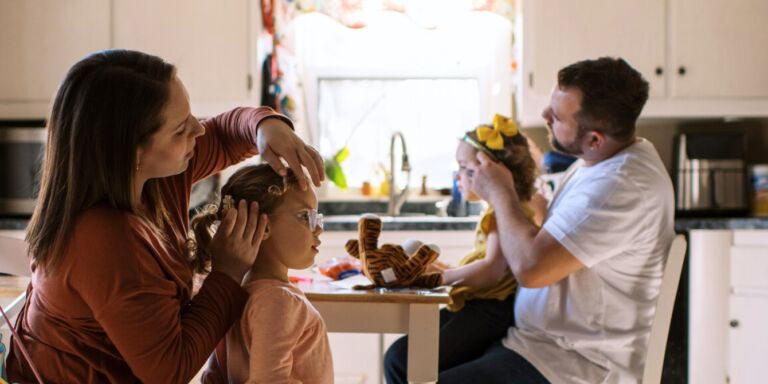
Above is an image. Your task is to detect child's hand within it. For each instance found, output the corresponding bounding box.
[426,260,451,274]
[209,199,268,283]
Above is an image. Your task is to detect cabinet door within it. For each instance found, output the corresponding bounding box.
[670,0,768,98]
[728,295,768,384]
[112,0,251,105]
[328,333,382,384]
[522,0,666,99]
[688,230,733,384]
[0,0,110,101]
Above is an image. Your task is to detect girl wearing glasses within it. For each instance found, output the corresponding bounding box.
[191,164,332,384]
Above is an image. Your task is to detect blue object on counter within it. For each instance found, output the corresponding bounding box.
[543,151,578,173]
[447,171,468,217]
[337,269,361,280]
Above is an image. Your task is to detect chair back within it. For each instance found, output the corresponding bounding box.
[0,235,30,320]
[642,234,687,384]
[0,235,31,277]
[0,235,32,380]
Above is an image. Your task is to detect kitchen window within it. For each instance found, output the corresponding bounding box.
[293,11,513,192]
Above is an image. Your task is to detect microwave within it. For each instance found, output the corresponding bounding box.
[0,120,46,216]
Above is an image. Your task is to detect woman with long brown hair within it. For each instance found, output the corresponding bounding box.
[6,49,324,383]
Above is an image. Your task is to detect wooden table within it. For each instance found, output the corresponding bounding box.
[298,281,450,384]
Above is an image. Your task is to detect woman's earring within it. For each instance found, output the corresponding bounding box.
[136,159,140,172]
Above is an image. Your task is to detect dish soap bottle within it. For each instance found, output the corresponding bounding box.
[378,179,390,197]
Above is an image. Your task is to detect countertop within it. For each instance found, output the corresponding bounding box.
[674,217,768,231]
[4,216,768,232]
[0,215,482,232]
[0,217,28,231]
[323,215,480,231]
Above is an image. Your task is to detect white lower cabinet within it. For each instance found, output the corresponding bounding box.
[728,239,768,384]
[728,295,768,384]
[689,229,768,384]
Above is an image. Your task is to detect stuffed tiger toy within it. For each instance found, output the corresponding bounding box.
[344,214,443,290]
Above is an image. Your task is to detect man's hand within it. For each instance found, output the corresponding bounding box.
[256,118,324,191]
[468,152,518,204]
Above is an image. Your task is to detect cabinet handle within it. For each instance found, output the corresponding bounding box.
[655,66,663,76]
[678,66,687,76]
[730,319,739,328]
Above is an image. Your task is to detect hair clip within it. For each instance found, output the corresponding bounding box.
[267,175,292,196]
[462,134,500,162]
[267,184,284,196]
[221,195,235,211]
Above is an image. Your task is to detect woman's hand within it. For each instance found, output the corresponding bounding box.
[209,200,268,283]
[256,118,324,191]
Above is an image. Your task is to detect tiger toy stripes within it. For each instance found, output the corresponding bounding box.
[344,214,443,289]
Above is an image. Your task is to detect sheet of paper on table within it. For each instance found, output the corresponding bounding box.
[327,274,450,296]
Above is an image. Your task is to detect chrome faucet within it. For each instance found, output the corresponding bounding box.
[387,131,411,216]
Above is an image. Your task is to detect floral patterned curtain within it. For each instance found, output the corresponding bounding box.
[262,0,514,35]
[291,0,515,28]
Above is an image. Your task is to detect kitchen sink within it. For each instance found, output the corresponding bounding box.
[318,198,483,218]
[318,199,444,216]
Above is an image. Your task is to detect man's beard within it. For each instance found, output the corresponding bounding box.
[547,124,583,156]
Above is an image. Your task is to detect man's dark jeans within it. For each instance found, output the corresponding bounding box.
[383,296,549,383]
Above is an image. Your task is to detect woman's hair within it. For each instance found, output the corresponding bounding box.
[27,49,177,273]
[465,129,538,202]
[188,164,299,273]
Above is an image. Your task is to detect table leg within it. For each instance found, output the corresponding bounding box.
[406,303,439,384]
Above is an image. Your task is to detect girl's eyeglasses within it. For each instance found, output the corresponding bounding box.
[272,209,324,231]
[461,134,500,162]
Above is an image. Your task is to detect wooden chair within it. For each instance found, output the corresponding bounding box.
[0,235,30,319]
[0,235,31,379]
[642,234,687,384]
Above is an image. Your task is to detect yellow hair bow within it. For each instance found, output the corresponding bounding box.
[476,114,518,150]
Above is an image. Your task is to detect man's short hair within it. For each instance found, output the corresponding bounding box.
[557,57,649,142]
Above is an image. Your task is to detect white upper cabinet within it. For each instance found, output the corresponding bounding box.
[0,0,254,119]
[669,0,768,98]
[112,0,253,116]
[516,0,768,126]
[0,0,110,116]
[521,0,666,101]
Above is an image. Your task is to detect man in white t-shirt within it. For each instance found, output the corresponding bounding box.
[443,57,675,383]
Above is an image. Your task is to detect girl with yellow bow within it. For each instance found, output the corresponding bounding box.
[384,113,540,383]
